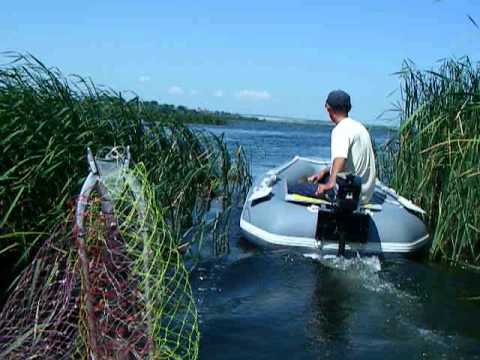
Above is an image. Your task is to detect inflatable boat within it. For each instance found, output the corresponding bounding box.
[240,156,430,257]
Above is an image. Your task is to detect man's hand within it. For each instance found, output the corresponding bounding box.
[308,168,328,183]
[315,180,335,196]
[315,157,345,195]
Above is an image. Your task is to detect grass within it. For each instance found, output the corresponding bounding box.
[381,57,480,267]
[0,53,251,291]
[0,163,201,358]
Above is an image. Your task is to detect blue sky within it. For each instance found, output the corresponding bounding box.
[1,0,480,124]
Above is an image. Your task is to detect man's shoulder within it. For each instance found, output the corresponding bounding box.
[342,117,369,132]
[345,117,363,125]
[334,118,359,131]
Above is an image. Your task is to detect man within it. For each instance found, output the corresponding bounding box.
[308,90,376,204]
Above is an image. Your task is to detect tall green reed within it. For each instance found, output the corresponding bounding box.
[0,163,201,359]
[0,53,251,275]
[385,58,480,267]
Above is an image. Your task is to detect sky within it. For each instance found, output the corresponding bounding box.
[1,0,480,124]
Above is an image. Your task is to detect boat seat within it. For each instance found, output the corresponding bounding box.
[285,186,383,212]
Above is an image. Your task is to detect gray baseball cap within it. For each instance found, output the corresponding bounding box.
[326,90,352,113]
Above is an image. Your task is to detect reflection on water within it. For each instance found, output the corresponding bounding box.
[191,120,480,359]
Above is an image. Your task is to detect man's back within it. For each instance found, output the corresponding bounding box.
[331,117,376,203]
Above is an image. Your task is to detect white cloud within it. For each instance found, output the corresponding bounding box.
[213,90,224,97]
[167,85,184,95]
[190,89,198,96]
[236,89,272,101]
[138,75,151,83]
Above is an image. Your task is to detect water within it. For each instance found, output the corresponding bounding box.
[191,120,480,359]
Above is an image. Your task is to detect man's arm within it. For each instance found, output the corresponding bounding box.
[307,167,330,183]
[315,157,346,195]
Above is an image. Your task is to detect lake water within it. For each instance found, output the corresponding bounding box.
[191,120,480,360]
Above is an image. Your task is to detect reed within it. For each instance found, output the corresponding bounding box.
[0,163,201,359]
[384,58,480,267]
[0,53,251,280]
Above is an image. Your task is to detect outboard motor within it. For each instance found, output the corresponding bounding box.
[315,174,369,257]
[335,174,362,212]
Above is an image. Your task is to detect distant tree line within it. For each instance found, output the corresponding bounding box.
[141,100,258,125]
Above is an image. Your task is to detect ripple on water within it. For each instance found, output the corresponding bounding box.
[303,252,418,301]
[192,120,480,359]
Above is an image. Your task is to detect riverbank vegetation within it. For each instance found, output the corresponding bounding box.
[379,58,480,268]
[0,53,251,301]
[0,52,252,358]
[0,163,202,358]
[141,100,258,125]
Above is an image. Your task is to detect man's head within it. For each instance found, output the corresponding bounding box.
[325,90,351,124]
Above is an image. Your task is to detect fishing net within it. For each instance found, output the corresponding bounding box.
[0,149,199,359]
[0,224,80,359]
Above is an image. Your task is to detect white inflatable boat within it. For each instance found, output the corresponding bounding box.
[240,156,430,257]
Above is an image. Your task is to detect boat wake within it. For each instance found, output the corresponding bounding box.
[303,252,382,272]
[303,252,418,301]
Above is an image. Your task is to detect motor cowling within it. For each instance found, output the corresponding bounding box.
[335,174,362,212]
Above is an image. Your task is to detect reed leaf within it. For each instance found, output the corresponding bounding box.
[380,58,480,266]
[0,53,251,301]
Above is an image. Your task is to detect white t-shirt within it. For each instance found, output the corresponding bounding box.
[330,117,376,203]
